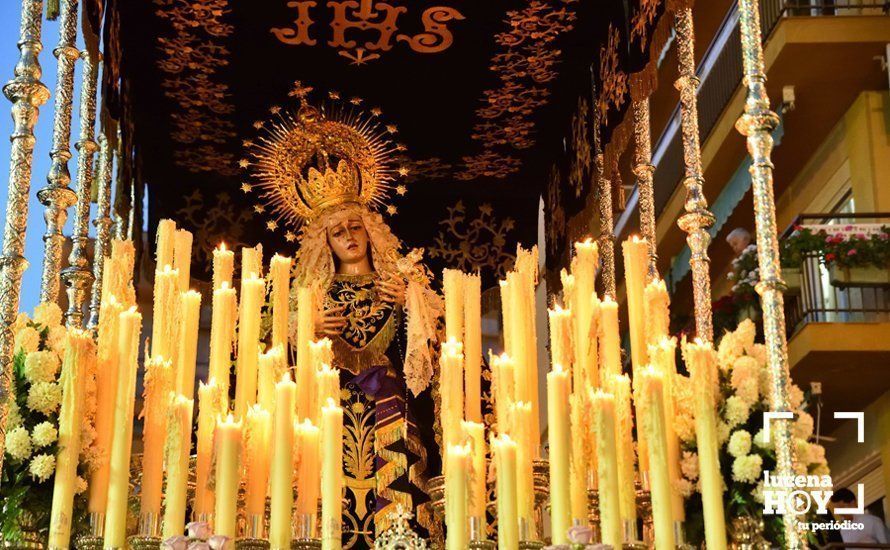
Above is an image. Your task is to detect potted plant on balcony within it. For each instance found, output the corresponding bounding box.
[779,224,827,294]
[823,227,890,287]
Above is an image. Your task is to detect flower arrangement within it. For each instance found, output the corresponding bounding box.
[162,522,232,550]
[1,304,97,544]
[783,224,890,270]
[675,320,829,547]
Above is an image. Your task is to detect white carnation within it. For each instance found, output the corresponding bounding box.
[33,302,62,328]
[793,411,815,440]
[14,326,40,354]
[728,430,753,458]
[731,454,763,484]
[31,421,58,448]
[26,382,62,415]
[23,351,60,384]
[680,451,699,481]
[724,395,750,427]
[5,426,32,461]
[28,453,56,482]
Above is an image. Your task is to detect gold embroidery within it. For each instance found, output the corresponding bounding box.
[597,24,628,124]
[342,385,376,547]
[173,189,253,267]
[428,201,517,278]
[631,0,660,48]
[568,97,592,199]
[270,1,466,65]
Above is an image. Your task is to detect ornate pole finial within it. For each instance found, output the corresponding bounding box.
[0,0,51,478]
[38,0,80,304]
[735,0,800,546]
[673,7,715,343]
[632,98,658,280]
[61,48,99,328]
[87,132,114,330]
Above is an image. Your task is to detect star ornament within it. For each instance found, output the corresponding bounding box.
[397,166,410,177]
[266,220,278,231]
[238,159,250,169]
[285,231,296,242]
[241,183,252,193]
[395,185,407,196]
[386,205,398,215]
[254,204,265,213]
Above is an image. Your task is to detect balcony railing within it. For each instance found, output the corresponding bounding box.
[780,213,890,336]
[644,0,889,223]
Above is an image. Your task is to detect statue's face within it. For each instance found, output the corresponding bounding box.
[326,210,370,265]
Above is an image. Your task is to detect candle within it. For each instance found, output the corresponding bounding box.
[209,282,237,405]
[649,337,684,522]
[150,264,181,366]
[608,374,638,526]
[491,433,518,549]
[548,305,574,371]
[194,378,224,517]
[270,374,297,549]
[463,273,482,423]
[102,239,136,307]
[103,308,142,548]
[622,236,649,373]
[49,330,94,549]
[176,290,202,398]
[490,353,515,433]
[162,394,194,538]
[88,296,124,514]
[644,278,671,346]
[258,345,287,413]
[321,399,344,550]
[213,242,235,291]
[316,362,340,422]
[235,273,265,419]
[244,405,273,524]
[499,278,513,356]
[546,365,571,543]
[173,228,193,291]
[295,419,321,518]
[511,250,541,456]
[141,356,174,524]
[270,254,292,351]
[570,240,598,391]
[510,401,535,539]
[569,392,588,523]
[684,340,727,550]
[214,414,243,538]
[155,218,176,269]
[590,390,622,548]
[295,286,317,421]
[440,339,464,450]
[445,443,471,550]
[443,268,465,342]
[242,244,264,280]
[461,421,486,524]
[639,367,675,548]
[598,296,622,385]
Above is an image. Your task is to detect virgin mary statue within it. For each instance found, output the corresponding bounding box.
[244,100,444,548]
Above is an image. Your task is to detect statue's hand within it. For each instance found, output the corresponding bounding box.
[378,276,407,306]
[318,304,348,336]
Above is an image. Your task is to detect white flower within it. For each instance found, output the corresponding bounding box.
[46,326,67,355]
[811,463,830,477]
[724,395,751,427]
[6,426,32,461]
[793,411,815,440]
[680,451,699,481]
[26,382,62,415]
[163,537,189,550]
[731,356,760,405]
[753,428,772,450]
[31,421,57,448]
[33,302,62,328]
[13,312,30,333]
[14,326,40,354]
[808,443,827,466]
[23,351,60,384]
[728,430,753,458]
[6,400,22,428]
[28,453,56,482]
[734,319,757,353]
[717,332,744,368]
[752,481,766,503]
[717,421,731,445]
[675,476,695,497]
[789,385,805,410]
[75,476,88,494]
[186,522,213,540]
[731,454,763,484]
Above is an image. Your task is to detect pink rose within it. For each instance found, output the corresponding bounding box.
[186,522,212,540]
[162,536,189,550]
[208,535,232,550]
[847,249,857,256]
[567,525,594,544]
[187,543,210,550]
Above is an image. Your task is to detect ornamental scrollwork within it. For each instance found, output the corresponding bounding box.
[428,201,516,278]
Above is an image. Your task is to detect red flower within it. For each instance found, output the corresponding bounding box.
[825,253,836,262]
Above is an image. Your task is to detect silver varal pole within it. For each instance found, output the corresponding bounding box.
[735,0,801,546]
[0,0,51,477]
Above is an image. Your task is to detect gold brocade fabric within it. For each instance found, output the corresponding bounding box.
[342,382,376,548]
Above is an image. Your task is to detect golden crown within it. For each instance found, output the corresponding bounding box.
[242,100,407,230]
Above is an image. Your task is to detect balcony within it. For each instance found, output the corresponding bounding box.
[777,213,890,432]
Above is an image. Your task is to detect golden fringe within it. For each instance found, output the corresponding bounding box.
[330,310,398,375]
[374,417,410,533]
[604,6,679,171]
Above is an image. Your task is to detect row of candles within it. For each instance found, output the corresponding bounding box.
[45,217,728,549]
[438,239,727,549]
